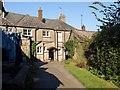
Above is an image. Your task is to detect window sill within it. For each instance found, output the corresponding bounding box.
[58,41,63,43]
[43,36,51,38]
[22,35,32,37]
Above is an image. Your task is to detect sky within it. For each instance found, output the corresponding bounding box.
[4,2,114,31]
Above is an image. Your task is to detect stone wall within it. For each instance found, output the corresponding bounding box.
[21,38,30,61]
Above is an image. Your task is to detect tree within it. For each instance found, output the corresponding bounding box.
[89,0,120,29]
[85,1,120,86]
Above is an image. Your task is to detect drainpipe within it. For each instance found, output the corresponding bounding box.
[63,30,65,61]
[43,42,45,61]
[57,32,58,61]
[54,30,56,61]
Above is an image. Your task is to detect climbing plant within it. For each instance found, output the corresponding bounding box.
[64,40,76,59]
[30,40,36,60]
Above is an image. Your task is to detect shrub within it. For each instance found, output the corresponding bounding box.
[85,25,120,87]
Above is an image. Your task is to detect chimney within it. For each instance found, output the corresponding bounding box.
[59,13,66,22]
[81,25,86,31]
[38,7,42,21]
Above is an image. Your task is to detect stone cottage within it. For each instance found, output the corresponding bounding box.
[0,1,95,62]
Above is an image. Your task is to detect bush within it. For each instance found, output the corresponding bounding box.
[85,25,120,87]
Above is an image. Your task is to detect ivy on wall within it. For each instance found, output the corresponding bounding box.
[30,40,36,61]
[64,40,75,59]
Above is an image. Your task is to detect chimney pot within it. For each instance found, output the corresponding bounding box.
[81,25,86,31]
[59,13,66,22]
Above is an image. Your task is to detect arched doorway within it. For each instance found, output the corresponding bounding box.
[47,46,57,62]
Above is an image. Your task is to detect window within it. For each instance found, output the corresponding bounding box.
[43,31,50,37]
[23,29,32,36]
[58,48,62,55]
[43,31,46,36]
[37,46,43,54]
[58,32,62,42]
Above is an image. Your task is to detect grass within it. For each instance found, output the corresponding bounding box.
[64,63,119,89]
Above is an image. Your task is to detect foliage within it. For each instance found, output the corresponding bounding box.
[85,25,120,87]
[87,1,120,87]
[64,38,89,68]
[74,44,88,68]
[31,41,36,55]
[89,1,120,28]
[64,40,76,58]
[30,40,36,60]
[65,64,118,88]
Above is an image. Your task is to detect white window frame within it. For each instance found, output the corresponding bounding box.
[58,32,62,42]
[43,30,50,37]
[37,46,43,54]
[23,28,32,36]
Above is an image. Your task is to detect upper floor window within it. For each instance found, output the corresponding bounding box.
[23,29,32,36]
[43,31,50,37]
[58,32,62,42]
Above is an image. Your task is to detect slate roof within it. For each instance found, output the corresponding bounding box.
[74,29,96,39]
[43,19,75,30]
[16,15,45,28]
[1,11,95,39]
[0,18,14,26]
[4,12,75,30]
[5,12,25,25]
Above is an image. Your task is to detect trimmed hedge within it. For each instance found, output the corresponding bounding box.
[85,24,120,87]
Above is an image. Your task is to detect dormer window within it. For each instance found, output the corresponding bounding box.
[43,31,50,37]
[23,29,32,36]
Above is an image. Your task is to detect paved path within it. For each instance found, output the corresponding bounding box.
[33,61,86,89]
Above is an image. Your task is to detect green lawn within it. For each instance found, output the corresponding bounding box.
[65,64,119,89]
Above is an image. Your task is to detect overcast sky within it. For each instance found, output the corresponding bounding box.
[4,2,114,31]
